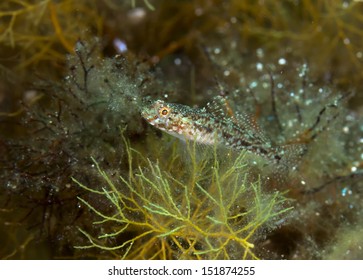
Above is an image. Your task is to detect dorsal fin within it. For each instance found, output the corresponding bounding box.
[234,112,271,144]
[205,95,271,145]
[205,95,232,119]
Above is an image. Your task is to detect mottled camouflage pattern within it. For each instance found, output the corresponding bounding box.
[141,98,305,164]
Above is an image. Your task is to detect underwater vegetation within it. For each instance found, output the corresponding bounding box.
[0,40,157,258]
[74,136,291,259]
[0,0,363,259]
[0,0,103,72]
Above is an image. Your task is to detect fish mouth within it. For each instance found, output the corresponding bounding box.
[143,114,159,124]
[141,108,164,127]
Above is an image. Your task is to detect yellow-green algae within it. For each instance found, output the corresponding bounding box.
[73,133,292,260]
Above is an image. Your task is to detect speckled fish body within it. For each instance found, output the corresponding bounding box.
[141,99,291,162]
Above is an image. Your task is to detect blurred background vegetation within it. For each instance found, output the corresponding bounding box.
[0,0,362,259]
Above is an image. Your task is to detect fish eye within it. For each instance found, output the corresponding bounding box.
[159,106,170,116]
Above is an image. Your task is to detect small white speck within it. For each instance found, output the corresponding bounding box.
[278,58,287,65]
[127,8,146,24]
[174,58,182,65]
[250,81,258,88]
[214,48,221,54]
[256,62,263,71]
[341,187,348,197]
[113,38,127,53]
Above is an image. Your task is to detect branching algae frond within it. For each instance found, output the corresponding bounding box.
[74,135,291,260]
[0,0,103,72]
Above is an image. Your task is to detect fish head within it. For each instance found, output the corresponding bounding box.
[141,100,192,137]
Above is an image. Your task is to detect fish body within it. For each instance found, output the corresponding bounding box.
[141,99,305,164]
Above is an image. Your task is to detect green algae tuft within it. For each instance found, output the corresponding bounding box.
[74,134,292,259]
